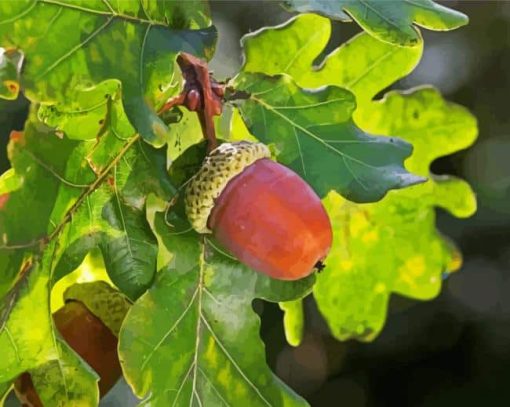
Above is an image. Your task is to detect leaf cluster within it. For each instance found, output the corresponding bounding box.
[0,1,476,405]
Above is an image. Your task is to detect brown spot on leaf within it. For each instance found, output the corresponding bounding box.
[9,130,23,144]
[0,193,9,210]
[4,80,19,94]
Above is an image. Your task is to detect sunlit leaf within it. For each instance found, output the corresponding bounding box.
[316,87,477,340]
[284,0,467,46]
[279,300,304,347]
[0,245,56,383]
[240,13,422,104]
[0,169,22,195]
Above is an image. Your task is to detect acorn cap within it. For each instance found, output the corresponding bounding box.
[63,281,131,337]
[185,141,271,234]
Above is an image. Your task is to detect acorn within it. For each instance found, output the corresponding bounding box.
[14,282,131,406]
[185,141,333,280]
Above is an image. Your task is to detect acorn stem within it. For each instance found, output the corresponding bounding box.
[158,52,223,154]
[198,108,218,153]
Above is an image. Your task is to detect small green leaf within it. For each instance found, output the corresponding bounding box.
[0,169,22,194]
[100,194,159,300]
[29,338,99,407]
[232,72,424,202]
[279,300,304,347]
[315,87,477,341]
[284,0,468,46]
[0,0,216,145]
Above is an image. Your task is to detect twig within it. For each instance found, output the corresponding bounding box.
[159,52,225,153]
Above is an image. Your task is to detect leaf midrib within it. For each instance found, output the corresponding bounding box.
[144,244,273,406]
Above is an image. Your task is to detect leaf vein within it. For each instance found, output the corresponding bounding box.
[35,15,115,80]
[113,164,133,257]
[251,96,379,170]
[198,367,230,407]
[141,287,199,371]
[0,1,38,25]
[200,314,272,407]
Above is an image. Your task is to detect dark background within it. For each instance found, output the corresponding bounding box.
[2,1,510,406]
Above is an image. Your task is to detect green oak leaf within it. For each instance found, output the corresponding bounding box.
[231,72,424,202]
[284,0,467,46]
[279,300,304,347]
[316,87,477,341]
[0,0,216,146]
[28,338,100,407]
[0,244,57,383]
[120,213,313,407]
[240,13,422,105]
[0,119,78,299]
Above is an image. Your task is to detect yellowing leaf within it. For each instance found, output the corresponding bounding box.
[241,13,422,104]
[0,247,56,383]
[316,87,477,341]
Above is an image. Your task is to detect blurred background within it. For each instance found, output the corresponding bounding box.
[2,1,510,406]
